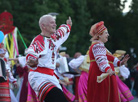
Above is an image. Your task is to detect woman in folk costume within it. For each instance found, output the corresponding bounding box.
[77,50,90,102]
[113,50,134,102]
[87,21,130,102]
[0,43,18,102]
[68,52,82,101]
[69,50,90,102]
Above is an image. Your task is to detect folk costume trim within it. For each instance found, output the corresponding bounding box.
[38,81,56,102]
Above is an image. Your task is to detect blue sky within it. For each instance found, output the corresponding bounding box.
[122,0,132,13]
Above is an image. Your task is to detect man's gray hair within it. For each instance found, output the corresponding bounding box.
[39,14,53,30]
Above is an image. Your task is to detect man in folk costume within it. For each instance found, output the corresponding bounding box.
[87,21,130,102]
[26,15,72,102]
[0,43,18,102]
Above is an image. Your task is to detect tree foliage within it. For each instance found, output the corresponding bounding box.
[0,0,138,66]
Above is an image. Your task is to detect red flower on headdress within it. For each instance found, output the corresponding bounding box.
[89,21,107,37]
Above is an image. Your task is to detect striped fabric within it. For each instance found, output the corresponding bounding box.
[97,24,107,35]
[0,81,11,102]
[90,21,107,37]
[62,85,75,102]
[38,81,55,102]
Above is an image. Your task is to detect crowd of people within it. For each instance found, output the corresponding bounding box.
[0,14,138,102]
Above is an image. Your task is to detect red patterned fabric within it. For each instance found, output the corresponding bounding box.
[0,11,15,35]
[0,80,11,102]
[92,42,112,72]
[87,42,121,102]
[38,82,55,102]
[89,21,107,37]
[29,35,44,53]
[30,67,54,75]
[26,35,44,61]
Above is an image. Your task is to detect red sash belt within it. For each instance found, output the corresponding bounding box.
[30,67,54,76]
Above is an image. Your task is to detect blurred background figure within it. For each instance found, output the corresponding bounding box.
[113,50,134,102]
[69,52,83,102]
[69,50,90,102]
[0,43,18,102]
[132,62,138,97]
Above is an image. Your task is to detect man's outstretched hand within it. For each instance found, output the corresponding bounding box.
[66,16,72,27]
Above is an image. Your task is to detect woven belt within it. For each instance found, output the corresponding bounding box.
[90,59,113,64]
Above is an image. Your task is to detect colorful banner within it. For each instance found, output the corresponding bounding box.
[0,11,15,35]
[0,11,27,66]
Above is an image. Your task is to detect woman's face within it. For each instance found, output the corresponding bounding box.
[99,29,109,43]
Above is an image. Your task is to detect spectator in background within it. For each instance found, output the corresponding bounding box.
[69,52,82,102]
[55,51,75,102]
[113,50,134,102]
[0,43,18,102]
[69,50,90,102]
[133,62,138,97]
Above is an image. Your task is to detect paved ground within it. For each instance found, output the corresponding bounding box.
[131,97,138,102]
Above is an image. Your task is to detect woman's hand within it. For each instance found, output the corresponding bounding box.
[120,54,130,66]
[107,69,115,76]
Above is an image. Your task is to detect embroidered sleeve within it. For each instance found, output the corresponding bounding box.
[92,43,110,72]
[69,55,85,69]
[52,24,71,48]
[26,40,38,61]
[113,57,121,67]
[26,37,44,67]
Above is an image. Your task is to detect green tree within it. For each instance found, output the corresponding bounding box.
[123,0,138,65]
[87,0,126,53]
[64,0,91,56]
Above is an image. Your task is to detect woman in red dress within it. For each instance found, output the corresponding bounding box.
[87,21,130,102]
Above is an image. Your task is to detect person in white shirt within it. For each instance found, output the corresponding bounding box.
[26,15,72,102]
[69,51,89,102]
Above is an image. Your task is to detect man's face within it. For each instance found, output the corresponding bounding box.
[44,17,57,34]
